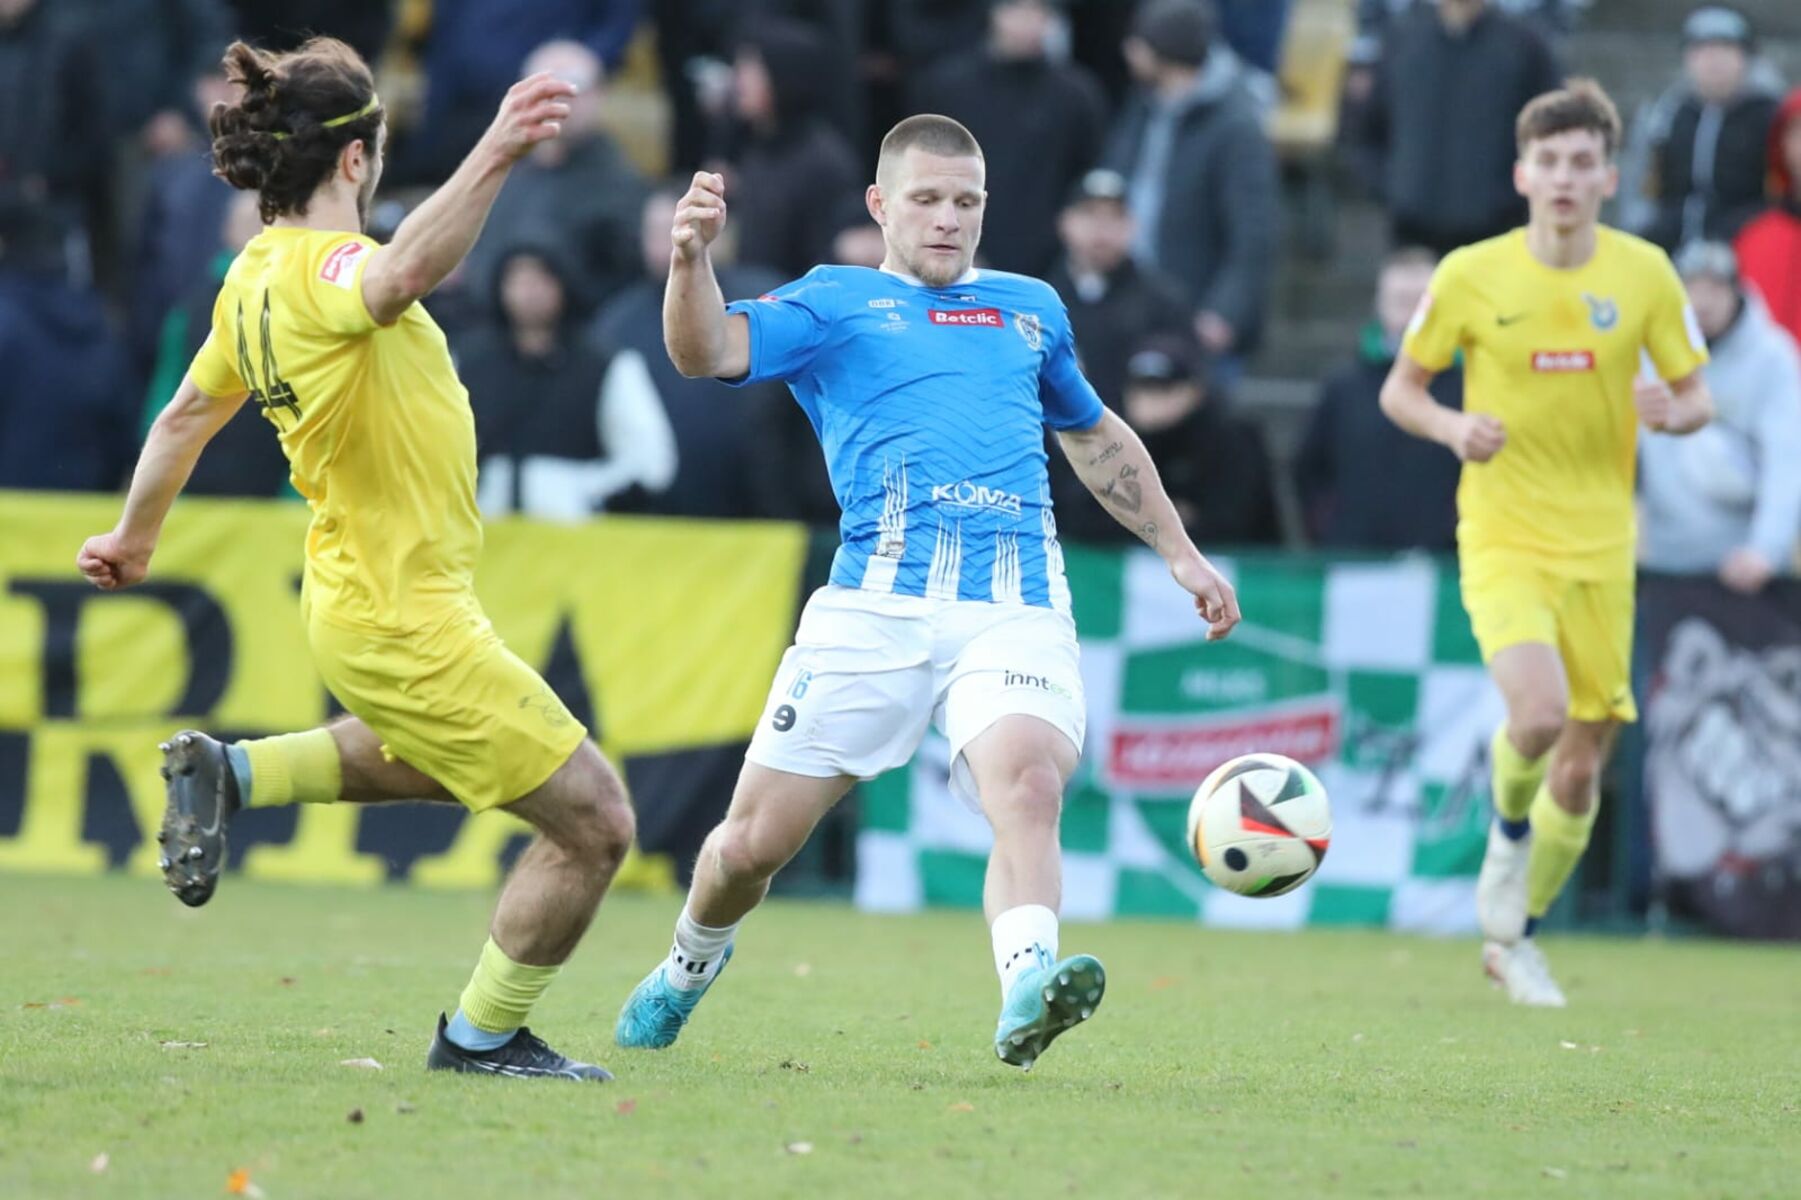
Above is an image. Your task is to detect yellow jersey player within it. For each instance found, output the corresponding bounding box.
[1380,80,1713,1006]
[77,39,634,1078]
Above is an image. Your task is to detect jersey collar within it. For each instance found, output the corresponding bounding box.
[879,264,981,289]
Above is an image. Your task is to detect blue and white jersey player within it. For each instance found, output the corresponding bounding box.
[617,115,1241,1071]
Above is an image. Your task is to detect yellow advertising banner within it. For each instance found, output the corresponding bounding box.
[0,491,807,889]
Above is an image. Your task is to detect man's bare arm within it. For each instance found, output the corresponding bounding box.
[361,74,576,324]
[1057,408,1241,640]
[77,377,248,589]
[663,170,750,378]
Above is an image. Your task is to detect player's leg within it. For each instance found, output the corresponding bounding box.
[1478,641,1569,943]
[156,715,454,907]
[615,764,853,1049]
[619,589,934,1050]
[942,601,1097,1070]
[960,713,1104,1068]
[429,739,636,1078]
[1461,557,1566,945]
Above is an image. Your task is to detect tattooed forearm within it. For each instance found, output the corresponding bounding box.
[1086,440,1125,468]
[1100,464,1143,514]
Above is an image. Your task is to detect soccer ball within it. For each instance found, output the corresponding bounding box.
[1187,753,1331,897]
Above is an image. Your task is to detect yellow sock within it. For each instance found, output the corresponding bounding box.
[1491,725,1548,823]
[239,729,341,808]
[457,937,560,1033]
[1525,784,1598,919]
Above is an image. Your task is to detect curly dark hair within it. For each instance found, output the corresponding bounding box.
[209,38,384,224]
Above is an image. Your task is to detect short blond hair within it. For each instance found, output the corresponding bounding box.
[877,114,983,183]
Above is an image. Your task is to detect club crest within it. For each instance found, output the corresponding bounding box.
[1014,311,1044,351]
[1582,292,1619,332]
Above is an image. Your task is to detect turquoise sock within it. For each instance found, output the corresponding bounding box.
[225,743,253,805]
[445,1008,515,1052]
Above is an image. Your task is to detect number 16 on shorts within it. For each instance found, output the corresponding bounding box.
[771,668,812,733]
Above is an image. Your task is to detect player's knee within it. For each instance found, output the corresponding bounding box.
[560,761,635,868]
[1547,753,1600,814]
[712,816,789,885]
[1510,707,1566,760]
[988,761,1065,831]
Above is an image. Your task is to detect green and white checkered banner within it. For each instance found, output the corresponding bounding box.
[855,549,1500,933]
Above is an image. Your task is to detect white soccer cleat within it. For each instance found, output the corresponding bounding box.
[1482,938,1567,1008]
[1475,821,1531,943]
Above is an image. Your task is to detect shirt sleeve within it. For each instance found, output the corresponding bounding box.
[302,235,383,336]
[1039,300,1105,431]
[1400,253,1469,373]
[1643,250,1710,383]
[722,269,838,386]
[187,290,245,398]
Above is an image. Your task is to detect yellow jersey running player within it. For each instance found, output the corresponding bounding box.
[77,38,635,1078]
[1380,80,1713,1007]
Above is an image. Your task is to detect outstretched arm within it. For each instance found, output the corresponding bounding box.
[1057,408,1241,640]
[360,73,577,324]
[77,376,248,589]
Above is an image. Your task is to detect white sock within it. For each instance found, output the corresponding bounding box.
[666,906,738,992]
[991,904,1059,999]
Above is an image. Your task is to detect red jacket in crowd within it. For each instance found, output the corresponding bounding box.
[1735,87,1801,348]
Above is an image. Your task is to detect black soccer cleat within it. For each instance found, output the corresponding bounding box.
[156,730,240,908]
[425,1013,613,1081]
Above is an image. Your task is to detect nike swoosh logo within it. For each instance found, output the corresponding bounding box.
[1496,313,1528,326]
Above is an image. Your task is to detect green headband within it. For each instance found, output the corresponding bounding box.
[269,94,380,141]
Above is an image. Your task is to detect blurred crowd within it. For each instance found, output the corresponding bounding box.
[1,0,1797,590]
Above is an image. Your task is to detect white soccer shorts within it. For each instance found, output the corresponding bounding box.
[745,585,1085,810]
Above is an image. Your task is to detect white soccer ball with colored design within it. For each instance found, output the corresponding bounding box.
[1187,753,1331,897]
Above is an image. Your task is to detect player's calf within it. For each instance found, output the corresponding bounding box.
[157,731,240,907]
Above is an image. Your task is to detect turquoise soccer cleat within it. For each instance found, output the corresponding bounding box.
[994,952,1106,1070]
[614,944,733,1049]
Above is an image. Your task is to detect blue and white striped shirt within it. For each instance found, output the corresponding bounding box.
[727,265,1105,610]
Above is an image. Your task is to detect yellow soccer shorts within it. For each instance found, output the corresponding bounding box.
[303,597,588,811]
[1460,555,1637,724]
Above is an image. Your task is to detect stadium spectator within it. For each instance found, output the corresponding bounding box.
[828,192,886,269]
[0,206,137,490]
[1107,0,1278,383]
[1636,7,1780,250]
[74,0,232,152]
[401,0,643,182]
[1734,86,1801,346]
[651,0,737,173]
[1045,168,1193,411]
[1347,0,1560,255]
[1216,0,1291,76]
[0,0,107,283]
[464,40,647,317]
[1293,247,1462,552]
[1060,335,1279,547]
[1640,240,1801,592]
[462,244,674,520]
[126,62,237,377]
[591,189,787,518]
[905,0,1107,276]
[221,0,394,65]
[139,191,294,498]
[1353,0,1584,61]
[708,18,863,279]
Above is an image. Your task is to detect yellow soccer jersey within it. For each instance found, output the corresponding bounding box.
[1402,227,1709,578]
[188,227,481,631]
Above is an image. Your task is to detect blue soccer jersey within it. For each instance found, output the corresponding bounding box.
[726,265,1104,610]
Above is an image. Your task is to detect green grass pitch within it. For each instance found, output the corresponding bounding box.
[0,874,1793,1199]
